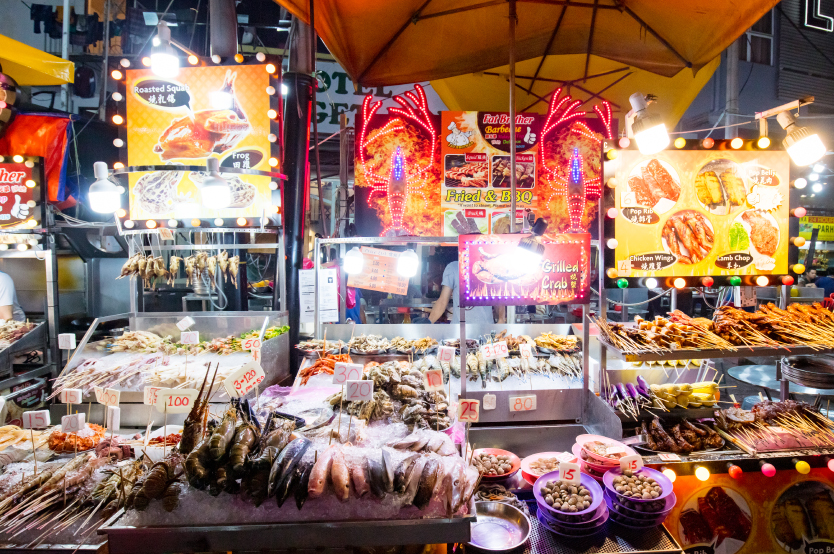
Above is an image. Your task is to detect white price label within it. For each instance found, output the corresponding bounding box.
[556,452,575,463]
[59,389,82,404]
[106,406,120,431]
[458,399,480,422]
[509,394,537,412]
[345,380,374,402]
[333,362,363,385]
[423,369,444,391]
[251,346,261,362]
[143,386,162,406]
[156,388,199,413]
[58,333,76,350]
[94,387,120,406]
[619,454,643,473]
[61,413,85,433]
[158,228,174,241]
[180,331,199,345]
[223,360,266,398]
[559,462,582,485]
[22,410,50,429]
[241,337,262,351]
[438,346,455,365]
[519,343,535,359]
[483,393,496,410]
[657,453,680,462]
[176,316,196,331]
[480,341,509,360]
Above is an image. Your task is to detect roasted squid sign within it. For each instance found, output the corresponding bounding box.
[458,233,590,306]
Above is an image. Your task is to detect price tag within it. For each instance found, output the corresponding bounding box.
[22,410,50,429]
[156,388,199,414]
[438,346,455,365]
[519,344,535,359]
[159,228,174,241]
[241,337,262,351]
[509,394,537,412]
[657,453,681,462]
[58,333,76,350]
[176,316,196,331]
[59,389,82,404]
[61,413,85,433]
[619,454,643,473]
[94,387,120,406]
[180,331,199,345]
[458,399,480,422]
[555,452,575,463]
[251,346,261,362]
[223,360,266,398]
[480,341,509,360]
[333,362,364,385]
[423,369,444,391]
[559,462,582,485]
[483,393,496,410]
[345,380,374,402]
[143,386,162,406]
[106,406,121,431]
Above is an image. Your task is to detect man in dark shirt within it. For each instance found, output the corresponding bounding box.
[813,268,834,299]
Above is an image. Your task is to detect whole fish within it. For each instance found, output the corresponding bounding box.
[441,464,456,517]
[268,438,310,497]
[403,457,428,505]
[456,466,480,513]
[295,459,313,510]
[367,457,386,499]
[436,434,457,456]
[381,449,395,493]
[394,453,419,493]
[350,459,370,499]
[276,463,302,507]
[446,462,466,517]
[409,433,431,452]
[308,446,336,499]
[413,458,440,510]
[427,434,444,453]
[390,431,423,450]
[331,448,351,502]
[252,420,294,470]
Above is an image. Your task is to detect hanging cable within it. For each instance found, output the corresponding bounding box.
[591,286,672,306]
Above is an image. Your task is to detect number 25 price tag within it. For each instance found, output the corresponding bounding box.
[156,389,198,413]
[423,369,444,392]
[480,341,508,360]
[333,362,363,385]
[223,360,266,398]
[458,399,480,422]
[345,380,373,401]
[619,454,643,473]
[559,462,581,485]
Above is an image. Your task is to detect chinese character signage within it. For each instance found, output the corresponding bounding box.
[0,158,40,228]
[799,215,834,242]
[354,87,613,238]
[124,65,278,222]
[605,148,790,284]
[346,247,410,295]
[458,233,590,307]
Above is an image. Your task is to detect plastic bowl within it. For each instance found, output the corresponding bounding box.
[608,508,665,529]
[603,491,672,524]
[579,458,613,477]
[572,442,619,469]
[579,441,636,465]
[537,507,608,537]
[538,499,608,528]
[472,448,521,480]
[534,470,604,519]
[521,452,578,480]
[604,489,676,516]
[603,467,673,503]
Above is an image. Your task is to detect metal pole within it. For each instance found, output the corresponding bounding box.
[314,238,320,339]
[725,40,739,140]
[581,303,589,422]
[60,0,70,111]
[670,288,677,312]
[45,238,60,378]
[508,0,517,233]
[99,0,111,120]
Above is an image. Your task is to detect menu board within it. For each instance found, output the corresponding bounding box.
[458,233,590,307]
[0,159,40,229]
[346,247,410,295]
[606,149,790,284]
[124,64,279,222]
[799,216,834,242]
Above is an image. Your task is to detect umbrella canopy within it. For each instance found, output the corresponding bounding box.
[0,35,74,86]
[432,54,721,127]
[277,0,778,87]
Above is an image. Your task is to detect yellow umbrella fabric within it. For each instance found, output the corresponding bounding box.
[432,54,721,128]
[0,35,74,86]
[276,0,777,87]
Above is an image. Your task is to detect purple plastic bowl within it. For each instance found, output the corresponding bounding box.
[608,509,666,529]
[603,490,670,526]
[602,467,673,503]
[538,499,608,528]
[537,508,608,538]
[535,470,604,519]
[604,489,676,516]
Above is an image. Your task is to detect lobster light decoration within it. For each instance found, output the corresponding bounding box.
[357,84,437,236]
[539,89,613,232]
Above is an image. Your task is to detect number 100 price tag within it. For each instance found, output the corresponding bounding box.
[223,361,266,398]
[345,380,373,401]
[559,461,581,485]
[156,389,198,413]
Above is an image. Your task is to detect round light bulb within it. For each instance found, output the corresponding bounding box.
[234,53,244,63]
[119,58,130,68]
[211,55,221,64]
[795,178,808,189]
[146,220,157,229]
[661,468,676,483]
[702,276,714,287]
[730,137,743,149]
[112,92,123,102]
[256,52,266,62]
[606,238,618,249]
[167,219,177,227]
[674,137,686,149]
[645,278,658,289]
[25,179,35,188]
[27,220,37,228]
[813,183,823,193]
[16,244,27,251]
[24,161,33,168]
[113,162,124,169]
[188,55,199,65]
[267,109,277,119]
[811,173,820,182]
[124,220,134,228]
[112,115,124,125]
[794,263,806,274]
[141,56,151,67]
[269,181,278,190]
[616,278,629,289]
[397,249,420,277]
[618,137,630,148]
[793,237,806,247]
[758,136,771,149]
[116,209,127,218]
[268,133,277,142]
[12,155,23,163]
[605,149,618,160]
[793,207,807,218]
[761,463,776,477]
[756,276,769,287]
[606,178,618,189]
[0,244,8,251]
[190,219,201,227]
[236,217,247,226]
[269,157,278,167]
[111,70,123,80]
[782,275,795,286]
[702,137,714,149]
[674,278,686,289]
[728,275,742,286]
[796,460,811,474]
[606,208,618,219]
[266,86,276,95]
[26,201,36,207]
[265,63,276,73]
[728,465,742,479]
[828,458,834,472]
[344,247,364,275]
[214,218,224,226]
[113,138,124,148]
[695,466,710,481]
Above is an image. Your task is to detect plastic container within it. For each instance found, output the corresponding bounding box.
[537,507,608,537]
[604,489,676,516]
[603,467,674,503]
[534,470,604,519]
[604,491,671,525]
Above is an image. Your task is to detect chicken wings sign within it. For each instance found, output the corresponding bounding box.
[458,233,590,307]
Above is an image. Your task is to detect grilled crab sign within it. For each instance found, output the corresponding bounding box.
[458,233,590,307]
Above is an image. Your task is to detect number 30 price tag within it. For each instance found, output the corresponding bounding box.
[458,399,480,422]
[333,362,363,385]
[619,454,643,473]
[559,462,581,485]
[223,361,265,398]
[345,380,373,401]
[156,389,198,413]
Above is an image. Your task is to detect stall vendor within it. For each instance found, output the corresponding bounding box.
[0,270,25,321]
[427,260,505,324]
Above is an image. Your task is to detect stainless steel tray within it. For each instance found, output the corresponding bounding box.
[509,517,682,554]
[0,322,47,378]
[599,336,831,363]
[0,542,105,553]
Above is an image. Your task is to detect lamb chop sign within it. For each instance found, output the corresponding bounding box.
[458,233,590,307]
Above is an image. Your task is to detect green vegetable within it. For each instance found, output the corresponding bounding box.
[729,222,749,251]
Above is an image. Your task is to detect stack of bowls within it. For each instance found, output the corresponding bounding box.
[602,467,675,529]
[571,435,637,483]
[533,470,609,538]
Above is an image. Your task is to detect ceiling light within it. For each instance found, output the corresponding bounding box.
[810,173,819,181]
[814,163,825,173]
[150,22,179,78]
[344,247,364,275]
[517,218,548,267]
[628,92,669,155]
[813,183,823,193]
[794,178,807,189]
[777,110,827,166]
[88,161,120,213]
[201,158,231,209]
[397,249,419,277]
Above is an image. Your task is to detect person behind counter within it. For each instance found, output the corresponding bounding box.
[798,266,819,287]
[0,271,25,321]
[814,267,834,298]
[425,260,505,324]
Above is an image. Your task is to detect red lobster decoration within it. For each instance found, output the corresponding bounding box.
[357,84,437,236]
[539,89,613,232]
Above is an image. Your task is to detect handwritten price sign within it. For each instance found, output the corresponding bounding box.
[22,410,50,429]
[156,388,198,414]
[223,361,265,398]
[176,316,195,331]
[619,454,643,473]
[423,369,444,392]
[241,337,262,351]
[438,346,455,365]
[480,341,509,360]
[333,362,363,385]
[345,380,374,402]
[61,413,85,433]
[144,386,162,406]
[559,462,581,485]
[59,389,82,404]
[509,394,537,412]
[180,331,199,345]
[519,344,535,359]
[458,399,480,422]
[106,406,121,431]
[94,387,120,406]
[58,333,76,350]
